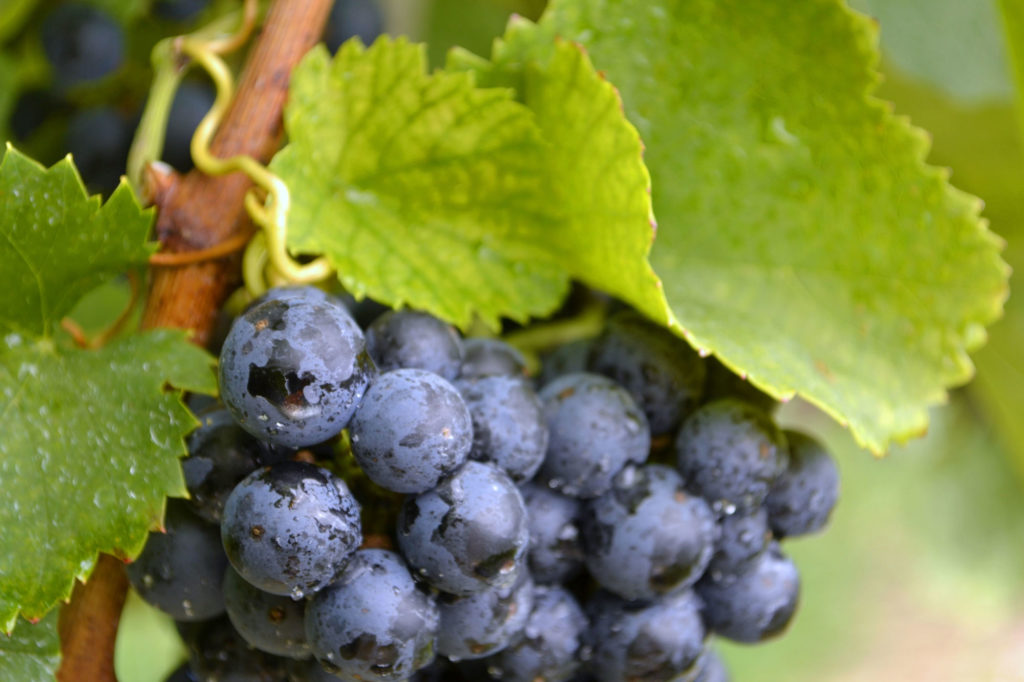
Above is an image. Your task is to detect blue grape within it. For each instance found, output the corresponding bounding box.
[219,293,376,447]
[222,566,311,660]
[305,549,439,680]
[349,369,472,493]
[696,544,800,643]
[703,356,778,414]
[164,81,216,172]
[460,338,527,378]
[455,375,547,484]
[66,107,131,194]
[519,482,583,585]
[585,589,705,682]
[42,4,123,86]
[221,462,362,598]
[539,339,593,387]
[408,658,463,681]
[250,286,338,309]
[674,399,787,513]
[537,373,650,498]
[164,663,198,682]
[486,585,587,682]
[580,465,715,600]
[693,649,731,682]
[705,508,771,582]
[10,89,62,141]
[588,311,707,436]
[436,571,534,661]
[766,430,840,538]
[182,408,290,523]
[324,0,384,53]
[154,0,209,21]
[181,616,290,682]
[365,310,463,381]
[126,500,227,621]
[284,659,338,682]
[345,296,391,329]
[397,461,529,596]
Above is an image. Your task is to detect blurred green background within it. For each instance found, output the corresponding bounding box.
[113,1,1024,681]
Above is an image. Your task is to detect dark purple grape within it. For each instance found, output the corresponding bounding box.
[696,544,800,643]
[164,663,199,682]
[693,649,731,682]
[126,500,227,621]
[219,292,376,447]
[221,462,362,598]
[249,286,337,310]
[223,567,311,659]
[436,571,534,661]
[11,88,64,141]
[703,356,778,413]
[588,311,707,435]
[674,399,787,513]
[397,461,529,596]
[537,373,650,498]
[349,368,472,493]
[365,310,463,381]
[580,465,715,600]
[705,508,771,582]
[42,4,123,86]
[154,0,209,21]
[324,0,384,53]
[181,616,291,682]
[539,339,593,386]
[766,430,839,538]
[183,408,290,523]
[460,338,527,378]
[305,549,439,680]
[585,589,705,682]
[486,585,587,682]
[66,107,131,194]
[455,375,547,484]
[519,482,583,585]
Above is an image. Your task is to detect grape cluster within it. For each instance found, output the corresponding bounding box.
[130,292,839,681]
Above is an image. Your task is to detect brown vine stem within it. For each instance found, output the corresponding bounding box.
[56,2,333,680]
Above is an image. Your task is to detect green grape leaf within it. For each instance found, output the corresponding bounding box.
[0,331,216,631]
[449,27,672,327]
[0,612,59,682]
[272,37,671,329]
[530,0,1008,452]
[0,147,153,339]
[870,68,1024,482]
[0,147,217,629]
[271,38,565,328]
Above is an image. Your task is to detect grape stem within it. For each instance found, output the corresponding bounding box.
[56,3,334,681]
[58,271,141,349]
[503,297,607,352]
[179,33,332,289]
